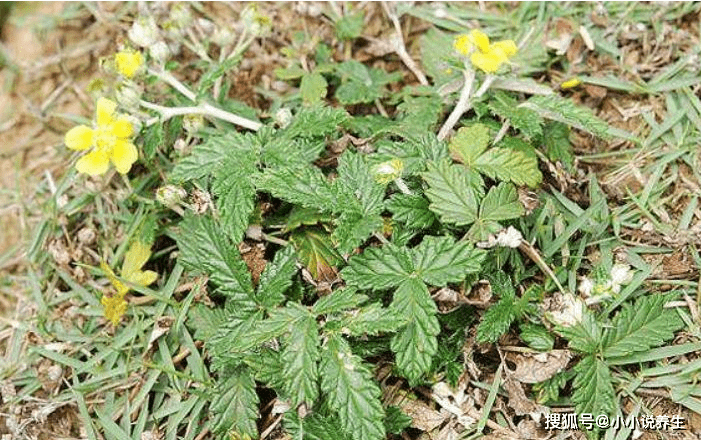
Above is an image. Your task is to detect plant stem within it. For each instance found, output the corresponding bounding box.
[148,68,196,102]
[140,100,262,131]
[437,67,475,140]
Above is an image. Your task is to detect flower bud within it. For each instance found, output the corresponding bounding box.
[156,185,187,206]
[115,83,142,111]
[212,28,235,47]
[183,114,205,134]
[169,4,193,28]
[241,5,271,37]
[149,41,170,66]
[274,107,293,128]
[547,293,584,328]
[128,16,159,48]
[373,159,404,184]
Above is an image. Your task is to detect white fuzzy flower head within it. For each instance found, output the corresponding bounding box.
[156,185,187,206]
[496,226,523,248]
[274,108,293,128]
[578,277,594,298]
[128,17,159,48]
[610,264,634,286]
[149,41,170,66]
[548,293,584,328]
[373,159,404,184]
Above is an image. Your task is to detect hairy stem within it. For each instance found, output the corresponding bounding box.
[140,100,262,131]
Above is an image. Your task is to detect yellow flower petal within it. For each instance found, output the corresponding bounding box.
[561,78,582,89]
[121,241,152,280]
[76,149,110,175]
[65,125,94,150]
[491,40,517,58]
[469,29,490,53]
[100,260,129,296]
[96,97,117,126]
[101,293,128,325]
[453,34,473,56]
[471,51,501,73]
[115,50,144,79]
[113,117,134,138]
[111,140,138,174]
[126,270,158,287]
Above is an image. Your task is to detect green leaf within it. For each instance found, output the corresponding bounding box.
[479,182,525,222]
[142,122,163,159]
[171,132,258,182]
[474,146,542,187]
[602,295,683,358]
[488,91,543,139]
[419,28,461,86]
[312,288,368,315]
[291,229,343,282]
[336,302,406,337]
[386,194,436,229]
[285,206,333,232]
[557,309,602,354]
[210,366,259,437]
[283,312,320,406]
[256,246,298,309]
[255,164,337,212]
[244,348,285,390]
[320,334,385,440]
[301,72,328,105]
[199,54,244,95]
[275,64,306,80]
[285,105,349,139]
[212,152,258,243]
[411,236,486,286]
[262,136,326,167]
[335,151,386,215]
[226,303,309,353]
[422,160,481,226]
[476,272,517,344]
[390,278,440,385]
[188,304,228,341]
[521,95,611,139]
[341,243,413,290]
[520,324,555,351]
[332,211,383,254]
[384,406,412,435]
[290,412,352,440]
[175,215,253,298]
[396,93,443,133]
[571,355,615,416]
[335,61,401,105]
[335,11,365,40]
[543,122,574,171]
[449,124,490,166]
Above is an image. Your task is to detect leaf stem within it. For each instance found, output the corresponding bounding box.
[140,100,262,131]
[438,69,496,141]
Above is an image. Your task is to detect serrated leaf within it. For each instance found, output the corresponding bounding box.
[320,334,385,440]
[255,164,337,212]
[571,355,614,416]
[312,288,368,315]
[449,124,491,166]
[341,243,413,290]
[411,236,486,286]
[543,122,574,171]
[476,271,517,343]
[171,132,258,182]
[557,309,602,354]
[142,122,163,159]
[275,64,306,80]
[520,324,555,351]
[262,136,327,167]
[384,406,412,435]
[422,160,482,226]
[285,105,349,138]
[336,302,406,337]
[488,92,543,139]
[188,304,228,341]
[332,211,383,255]
[282,312,320,406]
[210,366,259,437]
[244,348,285,390]
[335,151,386,215]
[175,215,253,298]
[390,278,440,385]
[291,229,343,282]
[602,295,683,358]
[386,194,436,229]
[396,94,443,133]
[256,246,298,309]
[335,11,365,40]
[212,153,258,243]
[474,146,542,187]
[301,72,328,105]
[285,206,333,232]
[479,182,525,222]
[521,95,611,139]
[199,54,243,95]
[226,304,312,354]
[289,412,352,440]
[419,28,461,86]
[335,61,401,105]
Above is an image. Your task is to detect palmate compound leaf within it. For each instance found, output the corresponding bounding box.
[488,91,544,139]
[210,365,259,437]
[320,333,386,440]
[340,243,413,290]
[411,235,486,286]
[422,159,482,226]
[386,193,436,229]
[473,146,542,187]
[390,278,440,385]
[571,355,615,416]
[175,215,253,299]
[602,294,683,359]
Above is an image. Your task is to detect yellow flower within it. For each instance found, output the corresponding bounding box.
[64,97,138,175]
[453,29,517,74]
[99,241,158,325]
[561,78,582,89]
[115,50,144,79]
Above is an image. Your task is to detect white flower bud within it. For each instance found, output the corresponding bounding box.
[495,226,523,248]
[156,185,187,206]
[241,5,271,37]
[128,17,159,48]
[274,107,293,128]
[578,277,594,298]
[373,159,404,184]
[115,83,142,111]
[610,264,634,286]
[170,4,193,28]
[183,114,205,134]
[149,41,170,66]
[548,293,584,328]
[212,28,235,47]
